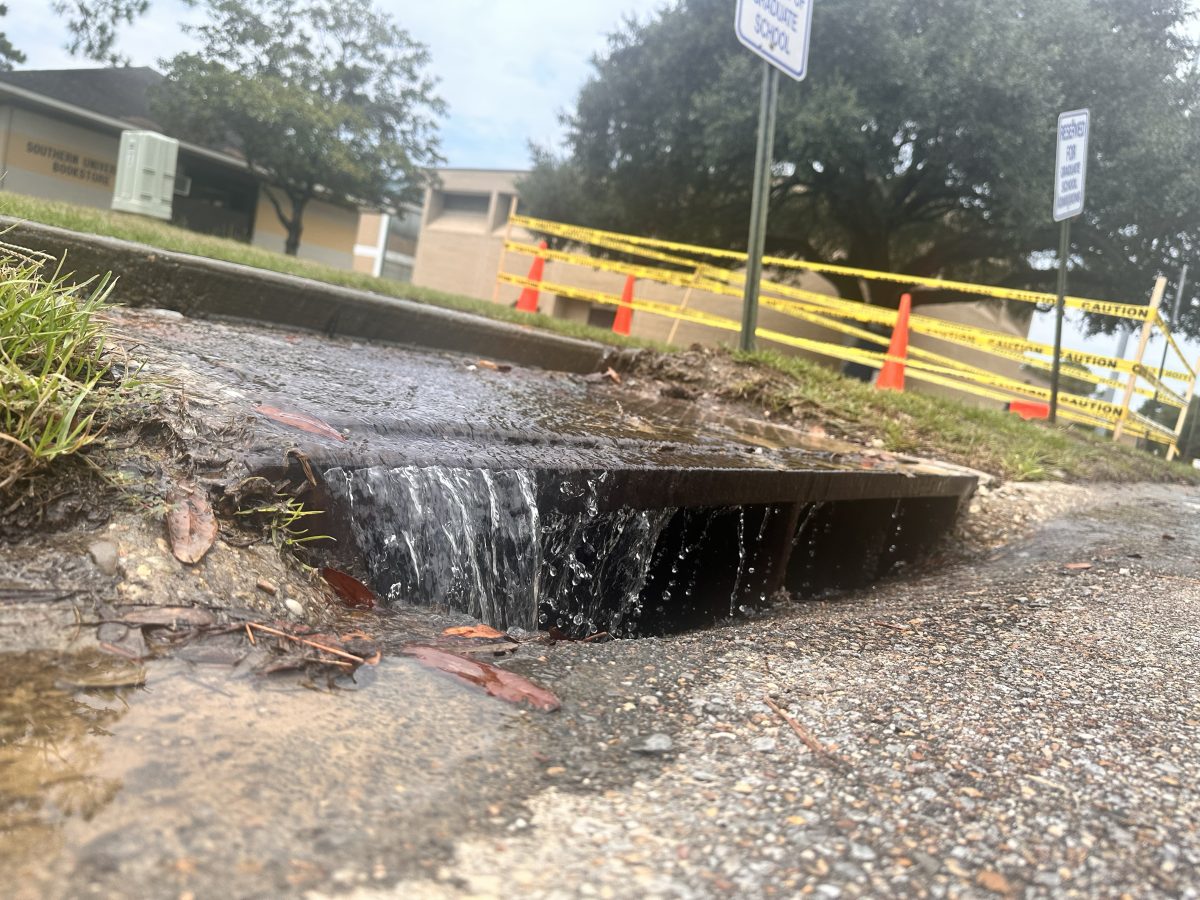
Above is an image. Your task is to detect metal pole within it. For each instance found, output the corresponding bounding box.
[1049,218,1071,423]
[1153,263,1187,407]
[739,60,780,353]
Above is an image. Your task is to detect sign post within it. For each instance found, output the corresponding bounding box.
[1049,108,1089,423]
[734,0,814,352]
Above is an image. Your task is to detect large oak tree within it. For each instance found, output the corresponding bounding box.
[520,0,1200,335]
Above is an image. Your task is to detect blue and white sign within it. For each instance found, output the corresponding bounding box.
[735,0,814,81]
[1053,108,1089,222]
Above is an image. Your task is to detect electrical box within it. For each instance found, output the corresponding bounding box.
[111,130,179,220]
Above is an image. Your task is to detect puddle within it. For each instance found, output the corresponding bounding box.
[0,647,535,898]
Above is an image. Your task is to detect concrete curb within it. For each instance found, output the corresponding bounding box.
[0,216,614,374]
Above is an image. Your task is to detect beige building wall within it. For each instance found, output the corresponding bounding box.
[252,187,358,270]
[412,168,519,299]
[0,105,119,208]
[352,211,387,275]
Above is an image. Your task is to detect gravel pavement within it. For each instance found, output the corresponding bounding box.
[7,481,1200,899]
[363,482,1200,900]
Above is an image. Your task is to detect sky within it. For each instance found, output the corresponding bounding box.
[4,0,1199,373]
[3,0,665,169]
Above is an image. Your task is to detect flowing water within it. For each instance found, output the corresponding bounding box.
[326,465,686,635]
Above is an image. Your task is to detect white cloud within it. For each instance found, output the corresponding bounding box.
[4,0,666,169]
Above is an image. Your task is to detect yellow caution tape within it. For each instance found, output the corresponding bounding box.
[506,237,1192,393]
[512,214,1158,323]
[503,223,1190,443]
[499,269,1179,445]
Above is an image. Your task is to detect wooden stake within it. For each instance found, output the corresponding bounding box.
[666,272,699,347]
[491,194,519,305]
[1167,355,1200,461]
[1113,276,1167,442]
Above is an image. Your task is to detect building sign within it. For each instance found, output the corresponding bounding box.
[735,0,814,81]
[23,141,115,188]
[1053,109,1089,222]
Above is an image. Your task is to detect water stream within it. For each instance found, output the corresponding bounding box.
[326,465,685,635]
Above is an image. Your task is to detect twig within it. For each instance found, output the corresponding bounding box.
[99,641,142,661]
[870,621,911,631]
[246,621,364,664]
[245,623,256,645]
[764,694,842,763]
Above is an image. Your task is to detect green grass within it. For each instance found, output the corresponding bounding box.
[0,247,120,491]
[1,190,1194,485]
[737,350,1198,483]
[235,494,333,552]
[0,192,666,352]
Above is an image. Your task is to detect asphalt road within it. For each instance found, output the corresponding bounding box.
[5,482,1199,899]
[374,482,1200,900]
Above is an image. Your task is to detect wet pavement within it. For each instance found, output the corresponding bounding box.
[3,481,1199,898]
[113,307,975,483]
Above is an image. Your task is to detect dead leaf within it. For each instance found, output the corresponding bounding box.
[603,366,622,384]
[321,567,378,609]
[166,489,217,565]
[443,624,507,640]
[402,645,561,711]
[255,404,346,442]
[476,359,513,373]
[1063,562,1092,571]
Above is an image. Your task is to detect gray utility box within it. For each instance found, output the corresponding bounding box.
[111,130,179,220]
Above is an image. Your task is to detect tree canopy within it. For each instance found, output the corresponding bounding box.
[49,1,149,66]
[151,0,444,255]
[0,4,25,70]
[520,0,1200,335]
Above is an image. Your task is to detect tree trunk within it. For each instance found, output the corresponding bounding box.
[264,187,309,257]
[283,195,308,257]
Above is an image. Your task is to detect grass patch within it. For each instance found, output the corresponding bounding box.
[235,494,333,552]
[738,350,1198,483]
[0,193,666,352]
[0,248,126,491]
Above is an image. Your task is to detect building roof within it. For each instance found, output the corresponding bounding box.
[0,66,164,130]
[0,65,251,173]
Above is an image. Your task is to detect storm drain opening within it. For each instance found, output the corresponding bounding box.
[303,462,972,638]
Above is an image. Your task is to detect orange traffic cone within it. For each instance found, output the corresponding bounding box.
[515,240,548,313]
[876,292,912,392]
[613,275,635,335]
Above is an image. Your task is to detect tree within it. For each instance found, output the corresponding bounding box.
[0,4,26,70]
[152,0,444,256]
[521,0,1200,335]
[50,0,149,66]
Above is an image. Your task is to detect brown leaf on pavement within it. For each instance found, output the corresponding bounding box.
[402,645,561,711]
[476,359,513,373]
[1063,562,1093,570]
[166,488,217,565]
[321,567,378,609]
[255,404,346,442]
[442,624,507,640]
